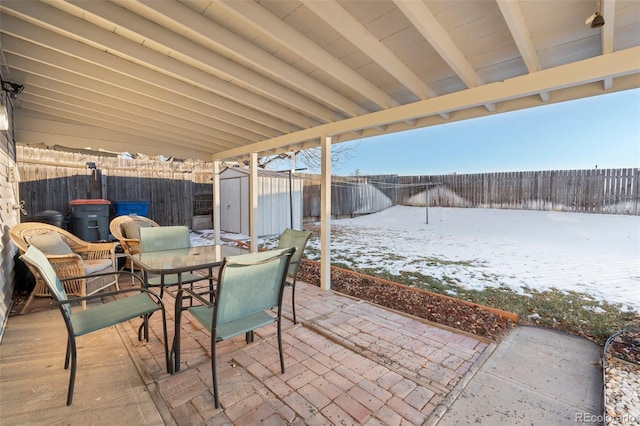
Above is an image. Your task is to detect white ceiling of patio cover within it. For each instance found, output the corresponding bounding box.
[1,0,639,162]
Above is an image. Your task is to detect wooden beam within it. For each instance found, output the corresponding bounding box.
[304,0,433,100]
[219,0,398,110]
[134,0,367,118]
[213,47,640,161]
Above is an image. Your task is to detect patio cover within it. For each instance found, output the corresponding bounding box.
[2,0,639,290]
[1,0,638,162]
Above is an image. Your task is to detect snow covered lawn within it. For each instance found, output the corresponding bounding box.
[306,206,640,313]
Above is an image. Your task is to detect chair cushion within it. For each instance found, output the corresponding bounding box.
[83,259,113,275]
[29,232,73,255]
[122,220,152,239]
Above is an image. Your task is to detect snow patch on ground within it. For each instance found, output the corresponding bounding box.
[189,206,640,312]
[308,206,640,312]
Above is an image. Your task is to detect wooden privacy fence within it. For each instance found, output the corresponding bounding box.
[17,147,639,231]
[17,146,213,227]
[396,169,639,214]
[302,168,639,217]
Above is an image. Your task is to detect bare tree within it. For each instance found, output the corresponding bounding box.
[255,143,359,172]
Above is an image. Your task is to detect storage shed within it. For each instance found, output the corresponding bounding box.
[220,168,303,237]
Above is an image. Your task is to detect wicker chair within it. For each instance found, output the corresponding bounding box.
[109,215,159,270]
[10,222,118,313]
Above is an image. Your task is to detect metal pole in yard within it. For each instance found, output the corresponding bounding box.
[277,165,307,230]
[426,184,429,225]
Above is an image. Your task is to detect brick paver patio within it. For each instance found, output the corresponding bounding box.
[118,279,493,425]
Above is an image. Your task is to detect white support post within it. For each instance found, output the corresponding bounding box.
[290,153,296,229]
[213,161,221,245]
[320,135,332,291]
[249,153,258,253]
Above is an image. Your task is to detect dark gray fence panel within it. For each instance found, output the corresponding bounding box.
[17,147,210,227]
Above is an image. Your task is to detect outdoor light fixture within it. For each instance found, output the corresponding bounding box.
[1,79,24,98]
[0,79,24,130]
[585,0,605,28]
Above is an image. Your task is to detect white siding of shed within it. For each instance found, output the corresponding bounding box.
[220,168,303,237]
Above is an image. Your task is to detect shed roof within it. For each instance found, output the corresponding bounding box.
[221,167,303,180]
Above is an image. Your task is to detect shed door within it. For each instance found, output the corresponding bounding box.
[220,178,241,233]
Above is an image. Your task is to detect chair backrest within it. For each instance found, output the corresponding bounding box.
[21,246,71,317]
[277,229,312,278]
[11,222,89,254]
[139,226,191,252]
[215,247,295,325]
[109,215,159,241]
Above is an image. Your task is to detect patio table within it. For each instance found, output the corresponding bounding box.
[129,244,249,372]
[130,244,248,279]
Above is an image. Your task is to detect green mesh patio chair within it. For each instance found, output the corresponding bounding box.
[20,245,169,406]
[139,226,213,298]
[173,246,295,408]
[277,229,312,324]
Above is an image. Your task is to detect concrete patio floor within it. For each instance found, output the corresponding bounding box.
[1,278,603,425]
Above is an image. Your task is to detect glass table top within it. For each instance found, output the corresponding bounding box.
[130,244,249,274]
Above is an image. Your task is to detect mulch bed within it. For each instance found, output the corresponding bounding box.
[606,328,640,365]
[297,260,516,341]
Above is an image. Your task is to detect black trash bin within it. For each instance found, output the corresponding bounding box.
[29,210,67,229]
[69,199,111,241]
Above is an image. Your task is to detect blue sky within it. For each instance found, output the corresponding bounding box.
[329,88,640,176]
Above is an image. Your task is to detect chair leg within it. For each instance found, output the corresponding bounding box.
[211,335,220,409]
[66,337,78,406]
[19,291,36,315]
[129,263,137,287]
[160,307,170,374]
[64,337,71,369]
[291,278,297,324]
[208,271,215,304]
[277,318,284,374]
[138,313,151,342]
[81,286,87,311]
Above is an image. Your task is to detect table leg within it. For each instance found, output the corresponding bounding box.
[208,267,214,304]
[171,289,183,373]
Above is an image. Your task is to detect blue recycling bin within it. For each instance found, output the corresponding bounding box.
[112,200,149,217]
